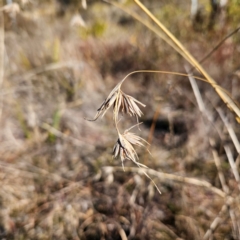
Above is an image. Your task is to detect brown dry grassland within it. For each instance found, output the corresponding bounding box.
[0,0,240,239]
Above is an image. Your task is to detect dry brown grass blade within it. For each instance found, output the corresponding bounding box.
[211,149,229,194]
[186,71,240,190]
[186,70,240,238]
[133,0,240,122]
[217,108,240,155]
[198,27,240,67]
[224,145,240,191]
[203,197,234,240]
[103,166,225,198]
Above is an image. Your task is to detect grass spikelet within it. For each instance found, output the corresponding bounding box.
[113,124,148,170]
[85,82,121,121]
[113,124,161,194]
[85,80,145,122]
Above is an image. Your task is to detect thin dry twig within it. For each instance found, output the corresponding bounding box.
[217,108,240,155]
[203,197,234,240]
[224,145,240,191]
[211,148,229,194]
[198,27,240,68]
[103,166,226,197]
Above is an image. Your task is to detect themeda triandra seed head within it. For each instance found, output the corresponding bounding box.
[113,124,149,170]
[86,79,145,122]
[85,83,120,121]
[114,91,146,122]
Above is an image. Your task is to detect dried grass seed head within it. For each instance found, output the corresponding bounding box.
[113,124,149,169]
[86,81,122,121]
[86,80,145,121]
[114,91,146,121]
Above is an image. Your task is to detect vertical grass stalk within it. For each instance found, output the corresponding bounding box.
[134,0,240,121]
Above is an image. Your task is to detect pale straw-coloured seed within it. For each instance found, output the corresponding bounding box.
[85,81,145,122]
[113,124,149,170]
[114,91,146,122]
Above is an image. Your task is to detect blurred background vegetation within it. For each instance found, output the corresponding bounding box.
[0,0,240,239]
